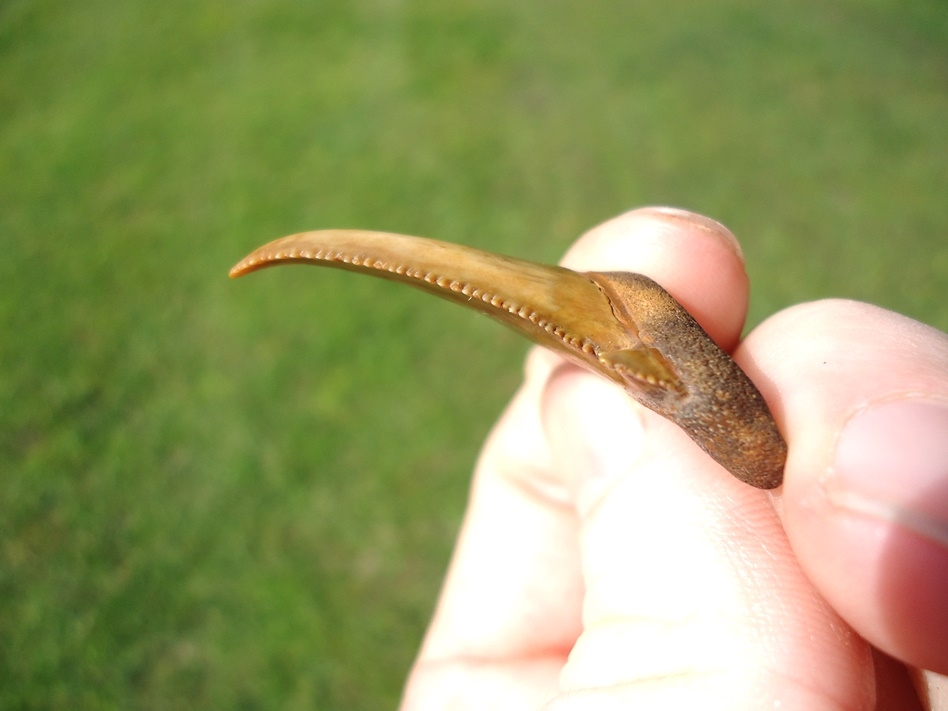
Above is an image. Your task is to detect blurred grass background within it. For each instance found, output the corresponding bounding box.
[2,0,947,707]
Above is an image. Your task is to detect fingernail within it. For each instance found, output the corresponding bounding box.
[646,207,745,261]
[830,399,948,548]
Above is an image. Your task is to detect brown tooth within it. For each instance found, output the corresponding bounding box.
[231,230,786,489]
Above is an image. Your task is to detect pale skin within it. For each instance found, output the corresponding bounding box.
[398,208,948,710]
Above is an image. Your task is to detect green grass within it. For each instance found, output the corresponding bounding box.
[2,0,947,707]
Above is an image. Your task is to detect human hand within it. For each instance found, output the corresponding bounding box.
[400,208,948,710]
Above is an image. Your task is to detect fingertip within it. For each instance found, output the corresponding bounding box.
[561,207,750,350]
[562,206,745,268]
[642,206,746,262]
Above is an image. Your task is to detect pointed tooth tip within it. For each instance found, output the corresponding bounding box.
[229,253,270,278]
[229,260,252,278]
